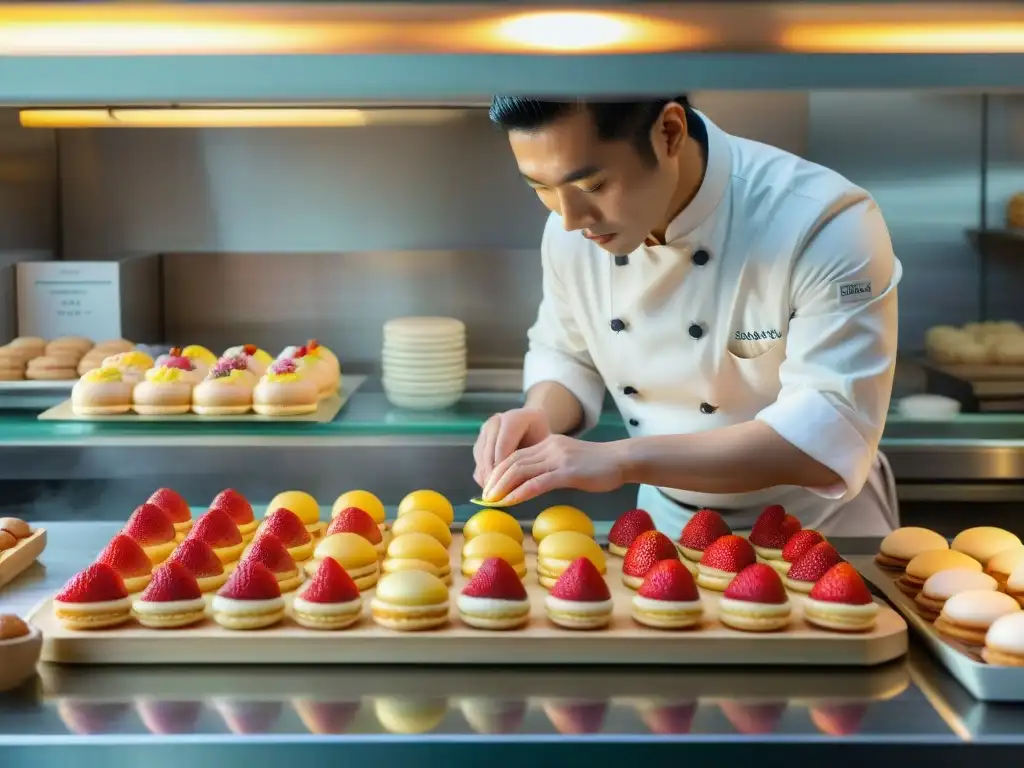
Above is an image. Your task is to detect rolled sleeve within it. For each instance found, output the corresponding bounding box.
[523,216,605,433]
[756,197,901,500]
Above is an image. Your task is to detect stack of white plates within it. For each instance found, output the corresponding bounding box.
[382,316,467,410]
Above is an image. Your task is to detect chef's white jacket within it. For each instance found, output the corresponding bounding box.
[523,113,902,534]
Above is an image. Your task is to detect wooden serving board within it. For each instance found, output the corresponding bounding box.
[30,535,907,667]
[0,528,47,590]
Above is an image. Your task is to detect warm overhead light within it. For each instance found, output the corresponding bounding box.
[781,23,1024,53]
[19,108,469,129]
[495,11,632,52]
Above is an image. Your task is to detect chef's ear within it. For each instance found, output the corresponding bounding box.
[656,102,689,159]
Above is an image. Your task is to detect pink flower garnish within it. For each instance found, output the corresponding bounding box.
[210,356,248,378]
[270,359,298,375]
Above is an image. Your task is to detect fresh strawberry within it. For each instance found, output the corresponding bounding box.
[724,563,788,604]
[301,558,361,603]
[781,530,825,564]
[698,534,756,572]
[787,542,842,583]
[327,507,382,544]
[218,560,282,600]
[638,560,698,602]
[188,508,242,547]
[550,557,611,602]
[622,530,678,577]
[679,508,731,551]
[608,508,655,549]
[261,508,312,547]
[782,514,802,538]
[809,563,873,605]
[748,504,789,548]
[96,534,152,577]
[146,488,191,524]
[210,489,254,525]
[140,562,202,602]
[122,503,176,546]
[242,534,297,575]
[462,557,528,601]
[166,538,225,577]
[55,562,128,603]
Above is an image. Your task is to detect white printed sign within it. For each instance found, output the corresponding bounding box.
[17,262,122,340]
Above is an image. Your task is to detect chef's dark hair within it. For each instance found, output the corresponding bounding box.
[489,95,694,166]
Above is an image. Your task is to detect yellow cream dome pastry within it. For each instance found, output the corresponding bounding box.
[383,532,452,584]
[192,363,254,416]
[464,509,524,544]
[181,344,218,377]
[267,490,325,540]
[536,530,606,589]
[532,505,594,543]
[133,366,193,416]
[102,350,154,384]
[71,366,134,415]
[333,490,388,535]
[461,532,527,579]
[398,490,454,527]
[305,532,380,590]
[371,570,450,632]
[391,509,453,548]
[253,359,319,416]
[952,527,1023,568]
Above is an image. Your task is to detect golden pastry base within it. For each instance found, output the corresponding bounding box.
[30,536,906,667]
[0,528,47,590]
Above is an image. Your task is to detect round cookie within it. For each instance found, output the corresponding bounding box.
[952,527,1023,567]
[935,590,1021,647]
[897,550,981,597]
[875,527,948,571]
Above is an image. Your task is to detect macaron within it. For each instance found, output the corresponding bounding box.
[371,570,450,631]
[897,550,981,598]
[802,563,879,633]
[391,509,453,549]
[935,590,1021,647]
[875,527,948,571]
[292,558,364,631]
[267,490,325,540]
[461,532,526,579]
[631,559,703,630]
[458,557,530,630]
[536,530,606,590]
[951,527,1022,568]
[382,532,451,584]
[718,563,792,633]
[306,532,380,590]
[1005,564,1024,608]
[982,612,1024,666]
[608,508,655,557]
[331,490,388,534]
[915,569,998,622]
[544,557,613,630]
[212,561,285,630]
[532,505,594,544]
[397,489,454,527]
[463,509,524,544]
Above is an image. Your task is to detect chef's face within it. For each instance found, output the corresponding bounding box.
[507,105,684,255]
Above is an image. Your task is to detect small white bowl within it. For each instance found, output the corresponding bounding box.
[0,624,42,693]
[898,394,961,421]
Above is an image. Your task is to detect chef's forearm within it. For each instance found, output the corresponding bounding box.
[524,381,585,436]
[618,420,843,494]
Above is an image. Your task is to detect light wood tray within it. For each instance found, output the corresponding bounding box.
[36,375,365,423]
[0,528,47,590]
[30,535,907,667]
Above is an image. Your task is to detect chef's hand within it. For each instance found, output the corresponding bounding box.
[481,435,626,505]
[473,407,553,489]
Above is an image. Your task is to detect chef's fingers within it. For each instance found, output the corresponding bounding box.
[501,471,565,506]
[474,414,502,483]
[483,454,547,502]
[483,441,546,497]
[492,412,531,468]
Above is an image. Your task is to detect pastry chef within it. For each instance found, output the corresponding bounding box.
[474,95,901,536]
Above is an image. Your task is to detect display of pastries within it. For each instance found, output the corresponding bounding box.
[212,561,285,630]
[0,336,136,382]
[935,590,1021,647]
[53,562,132,630]
[621,530,679,590]
[371,569,450,631]
[926,320,1024,365]
[914,569,998,622]
[458,556,530,630]
[631,559,703,630]
[544,557,613,630]
[307,532,380,590]
[536,530,606,589]
[131,562,207,629]
[292,557,363,630]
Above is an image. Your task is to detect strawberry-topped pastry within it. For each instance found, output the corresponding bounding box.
[803,562,879,633]
[292,557,363,630]
[188,508,245,567]
[132,561,207,629]
[290,343,335,398]
[678,508,731,569]
[153,347,201,385]
[327,506,385,558]
[212,560,285,630]
[241,533,303,592]
[607,508,655,557]
[631,559,703,630]
[210,488,258,542]
[748,505,800,561]
[785,541,843,593]
[53,562,132,630]
[147,487,193,540]
[718,563,792,632]
[696,534,757,592]
[95,533,153,594]
[165,537,228,593]
[544,557,613,630]
[621,530,679,590]
[122,503,178,564]
[458,556,530,630]
[774,530,826,576]
[258,507,314,562]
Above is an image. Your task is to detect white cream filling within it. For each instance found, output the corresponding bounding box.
[212,595,284,613]
[370,598,449,616]
[132,598,205,615]
[457,595,529,613]
[718,597,792,616]
[803,598,879,617]
[54,597,131,613]
[293,596,362,615]
[632,596,703,612]
[544,595,613,615]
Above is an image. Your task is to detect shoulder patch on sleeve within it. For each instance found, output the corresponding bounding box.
[836,279,872,303]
